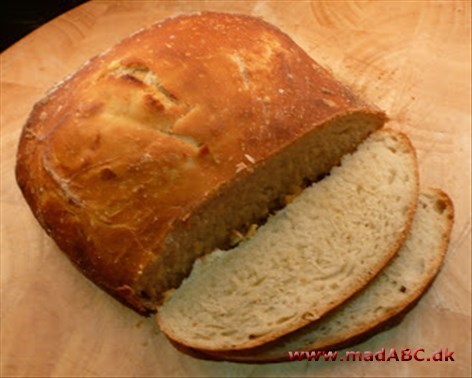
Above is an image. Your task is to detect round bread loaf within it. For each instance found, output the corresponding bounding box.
[16,12,386,313]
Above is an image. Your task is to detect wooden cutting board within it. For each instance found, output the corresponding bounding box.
[1,1,470,377]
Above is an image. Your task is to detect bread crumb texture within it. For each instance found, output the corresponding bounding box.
[207,188,453,362]
[157,129,419,351]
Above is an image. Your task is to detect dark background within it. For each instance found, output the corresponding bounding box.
[1,1,88,52]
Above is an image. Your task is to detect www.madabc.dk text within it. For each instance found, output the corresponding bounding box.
[288,347,455,362]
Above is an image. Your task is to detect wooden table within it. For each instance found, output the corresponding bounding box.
[2,1,470,377]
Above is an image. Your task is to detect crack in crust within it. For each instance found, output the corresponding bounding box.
[103,59,201,147]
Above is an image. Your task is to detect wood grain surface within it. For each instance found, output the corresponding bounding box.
[1,1,471,377]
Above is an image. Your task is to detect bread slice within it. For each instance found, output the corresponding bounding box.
[199,188,454,362]
[157,129,419,351]
[15,12,386,313]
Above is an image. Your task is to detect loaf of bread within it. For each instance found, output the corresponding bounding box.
[196,188,453,362]
[15,12,386,313]
[157,130,419,351]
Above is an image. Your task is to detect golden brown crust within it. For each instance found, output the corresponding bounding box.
[16,12,386,313]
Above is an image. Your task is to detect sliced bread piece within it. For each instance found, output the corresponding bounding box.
[157,129,419,351]
[200,188,454,362]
